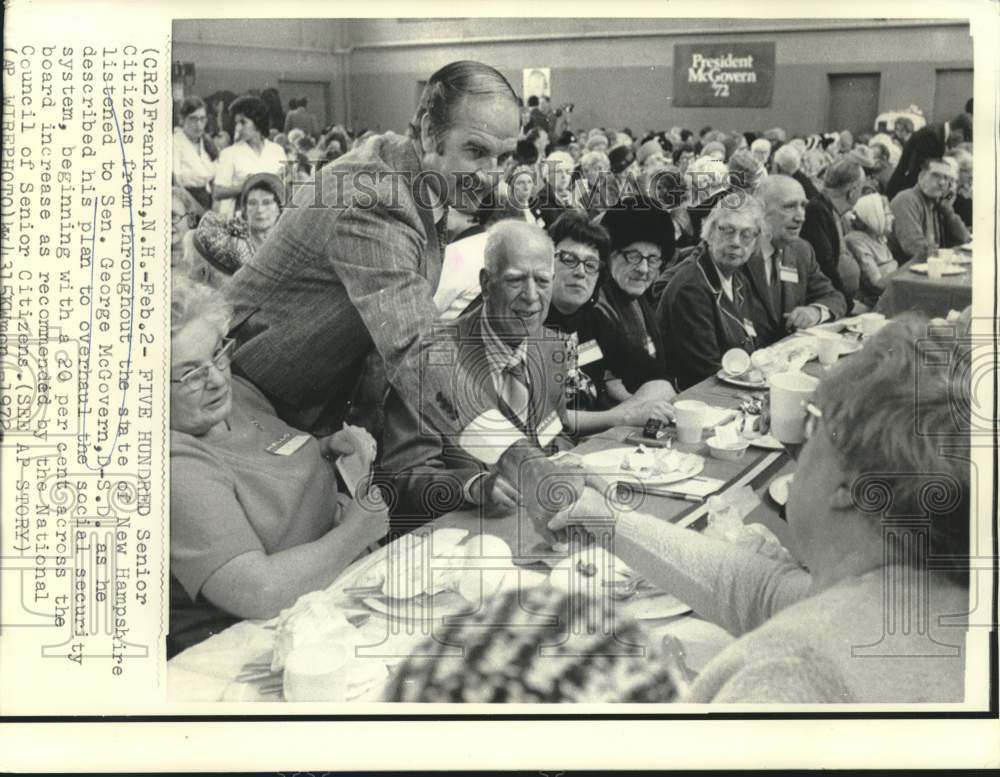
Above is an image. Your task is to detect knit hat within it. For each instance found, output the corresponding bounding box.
[238,172,286,213]
[192,210,255,276]
[608,145,636,174]
[383,585,681,703]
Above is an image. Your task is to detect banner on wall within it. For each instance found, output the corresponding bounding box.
[673,42,776,107]
[523,67,551,99]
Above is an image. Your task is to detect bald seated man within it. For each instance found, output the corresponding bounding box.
[741,175,847,346]
[379,219,574,532]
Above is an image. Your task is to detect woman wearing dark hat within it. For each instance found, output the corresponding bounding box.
[545,211,675,437]
[212,95,287,216]
[187,173,286,288]
[592,197,676,403]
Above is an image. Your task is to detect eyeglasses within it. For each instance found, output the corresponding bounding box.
[556,250,602,275]
[803,400,823,441]
[171,211,190,225]
[171,338,235,392]
[619,249,663,269]
[716,225,761,244]
[184,114,207,124]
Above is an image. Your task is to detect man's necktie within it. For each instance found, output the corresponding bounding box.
[502,358,534,433]
[770,251,783,313]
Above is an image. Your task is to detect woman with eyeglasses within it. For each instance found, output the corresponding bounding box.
[172,96,218,211]
[545,211,675,436]
[591,197,676,404]
[655,196,764,389]
[552,313,970,702]
[186,173,286,290]
[168,277,389,657]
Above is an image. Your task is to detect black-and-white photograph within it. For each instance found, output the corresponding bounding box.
[165,14,982,708]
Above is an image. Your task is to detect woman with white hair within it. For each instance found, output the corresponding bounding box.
[772,143,819,200]
[685,155,731,240]
[553,313,970,702]
[844,193,897,309]
[535,149,582,227]
[750,137,772,169]
[168,277,388,656]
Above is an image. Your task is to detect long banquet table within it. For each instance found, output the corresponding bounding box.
[874,255,973,319]
[168,346,817,703]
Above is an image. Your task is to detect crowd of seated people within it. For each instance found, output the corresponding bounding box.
[168,66,973,705]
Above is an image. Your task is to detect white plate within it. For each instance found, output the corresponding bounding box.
[549,547,692,620]
[716,369,768,389]
[344,527,469,593]
[769,473,794,506]
[909,263,968,276]
[579,447,705,486]
[361,591,471,622]
[623,593,693,621]
[747,434,784,450]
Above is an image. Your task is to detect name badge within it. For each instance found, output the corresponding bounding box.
[742,318,758,338]
[644,336,657,357]
[577,339,604,367]
[537,411,564,447]
[266,433,312,456]
[779,266,799,284]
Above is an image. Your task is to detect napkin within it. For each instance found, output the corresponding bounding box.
[701,405,740,428]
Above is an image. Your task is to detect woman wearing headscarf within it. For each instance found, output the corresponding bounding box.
[592,197,675,403]
[844,193,898,310]
[169,277,388,656]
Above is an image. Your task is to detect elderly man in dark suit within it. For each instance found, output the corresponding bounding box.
[227,61,587,522]
[743,175,848,346]
[380,220,573,528]
[886,112,972,198]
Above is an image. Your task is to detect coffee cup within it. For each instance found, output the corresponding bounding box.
[926,255,948,280]
[815,334,840,366]
[768,371,819,444]
[673,400,707,444]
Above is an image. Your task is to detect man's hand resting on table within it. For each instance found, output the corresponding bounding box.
[784,305,823,331]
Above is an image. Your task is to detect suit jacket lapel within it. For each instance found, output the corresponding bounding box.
[392,137,443,288]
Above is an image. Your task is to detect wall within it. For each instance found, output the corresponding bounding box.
[344,19,973,135]
[172,19,347,124]
[172,18,973,135]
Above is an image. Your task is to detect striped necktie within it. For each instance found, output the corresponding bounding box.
[502,358,534,433]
